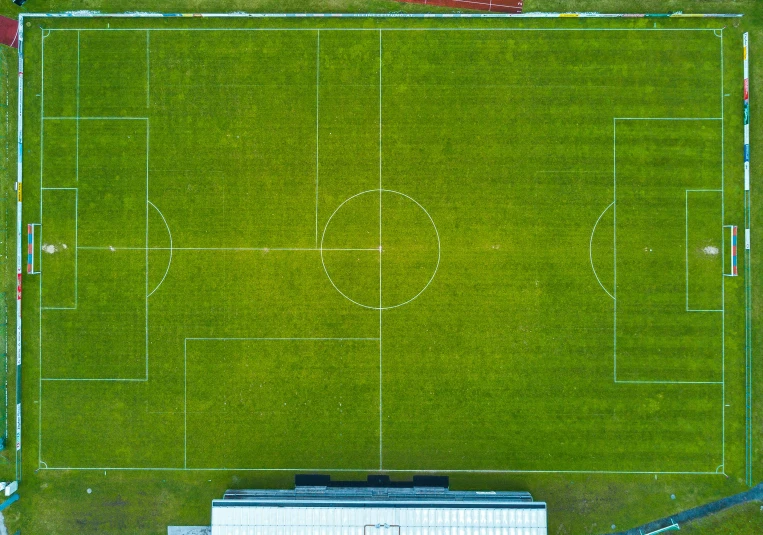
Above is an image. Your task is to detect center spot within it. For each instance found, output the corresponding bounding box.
[320,189,440,310]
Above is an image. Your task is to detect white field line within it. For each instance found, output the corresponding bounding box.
[42,116,148,120]
[77,246,379,251]
[43,28,726,32]
[36,466,727,475]
[720,29,726,471]
[319,189,440,310]
[34,28,728,473]
[75,189,78,308]
[378,29,383,471]
[685,189,723,313]
[613,118,725,393]
[615,117,722,120]
[589,201,615,300]
[146,30,150,108]
[184,338,187,468]
[76,31,80,183]
[145,120,150,381]
[615,380,723,385]
[42,377,147,382]
[41,122,150,382]
[146,200,172,298]
[613,118,617,382]
[183,337,379,468]
[315,30,319,248]
[186,337,380,341]
[38,28,45,468]
[40,189,79,310]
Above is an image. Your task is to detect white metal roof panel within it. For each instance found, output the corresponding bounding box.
[211,506,547,535]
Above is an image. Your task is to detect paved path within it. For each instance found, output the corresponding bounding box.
[606,484,763,534]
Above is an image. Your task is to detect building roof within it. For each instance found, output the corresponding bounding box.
[210,478,547,535]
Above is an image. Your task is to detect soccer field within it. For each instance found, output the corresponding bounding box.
[20,15,749,487]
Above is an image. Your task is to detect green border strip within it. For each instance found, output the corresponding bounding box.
[12,11,746,484]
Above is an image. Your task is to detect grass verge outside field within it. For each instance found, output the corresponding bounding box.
[0,2,760,532]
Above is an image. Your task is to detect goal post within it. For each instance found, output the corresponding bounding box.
[26,224,40,275]
[723,225,738,277]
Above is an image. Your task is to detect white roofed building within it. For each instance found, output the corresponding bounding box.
[209,476,547,535]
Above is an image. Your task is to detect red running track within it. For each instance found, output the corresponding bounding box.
[396,0,523,14]
[0,16,18,49]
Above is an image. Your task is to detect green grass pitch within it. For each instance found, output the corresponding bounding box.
[14,13,752,534]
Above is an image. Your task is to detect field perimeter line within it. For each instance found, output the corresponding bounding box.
[36,466,725,475]
[77,246,379,251]
[40,28,728,32]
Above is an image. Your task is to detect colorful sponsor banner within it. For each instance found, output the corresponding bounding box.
[17,12,744,20]
[744,33,750,192]
[732,226,738,276]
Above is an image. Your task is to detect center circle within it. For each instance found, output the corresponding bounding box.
[320,189,440,310]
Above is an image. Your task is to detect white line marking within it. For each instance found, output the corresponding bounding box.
[720,29,726,468]
[76,31,80,183]
[183,336,378,468]
[42,116,148,120]
[685,190,723,312]
[184,338,187,468]
[614,117,722,121]
[38,29,43,468]
[146,30,150,108]
[613,115,726,393]
[315,30,320,248]
[613,118,617,381]
[320,189,440,310]
[378,28,383,471]
[36,466,726,475]
[685,189,692,310]
[146,200,172,298]
[186,337,379,341]
[615,381,723,385]
[33,25,728,474]
[589,201,615,300]
[145,120,149,381]
[77,246,378,251]
[38,28,47,467]
[75,189,78,308]
[42,378,147,382]
[44,28,725,32]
